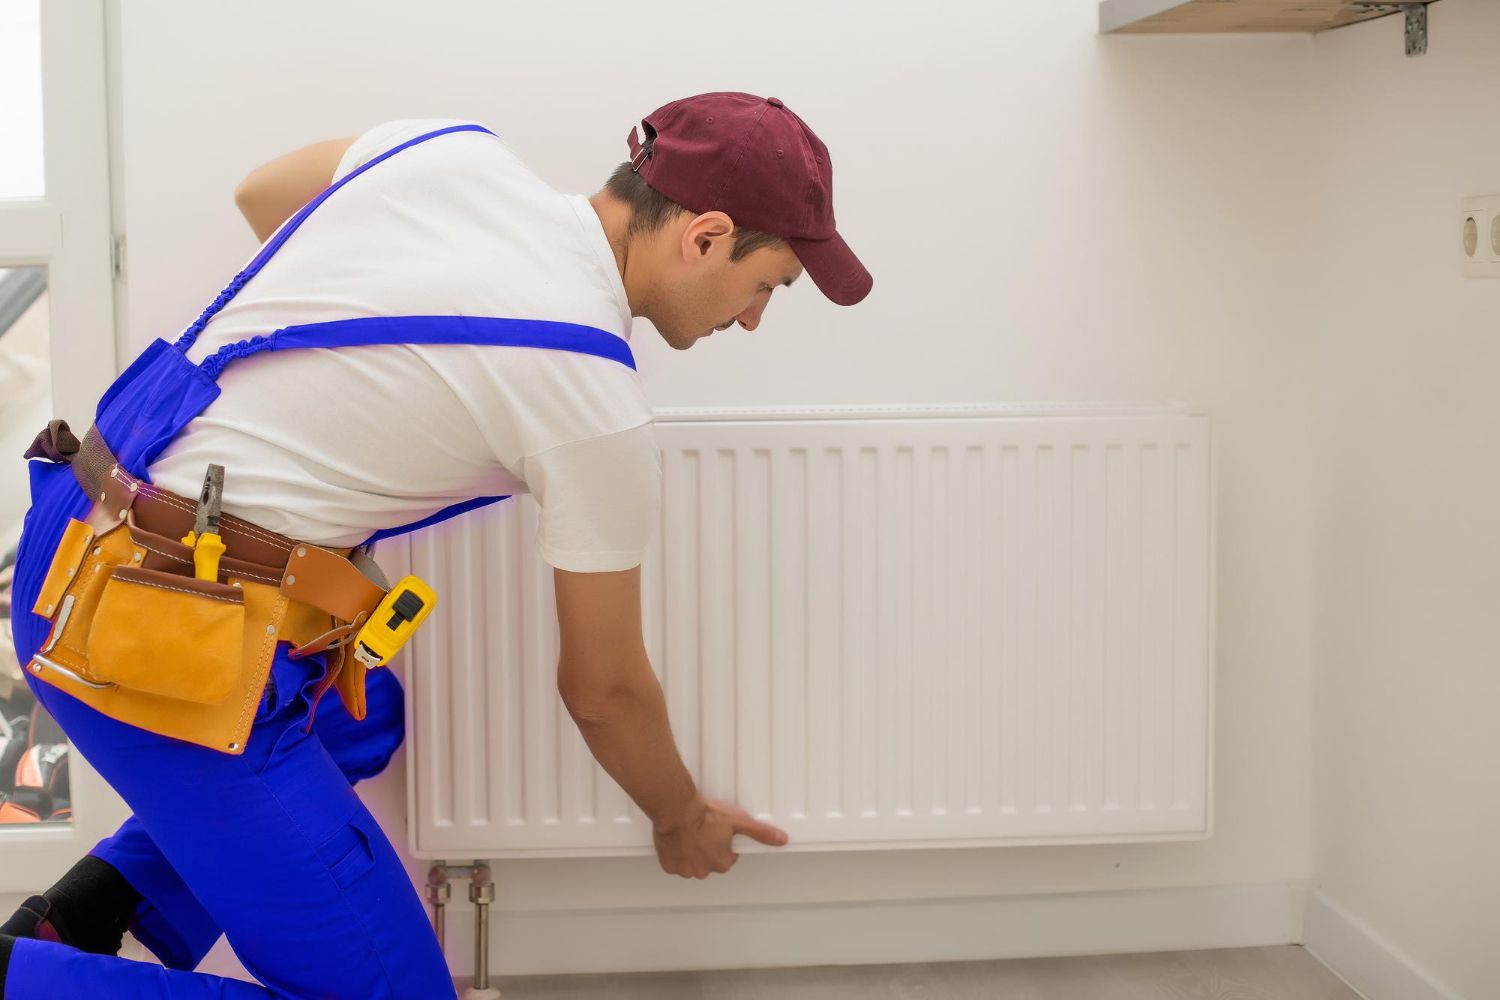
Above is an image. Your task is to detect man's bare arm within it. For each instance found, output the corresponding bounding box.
[233,138,355,242]
[553,565,701,831]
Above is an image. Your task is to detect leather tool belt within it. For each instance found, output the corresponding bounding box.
[23,420,392,754]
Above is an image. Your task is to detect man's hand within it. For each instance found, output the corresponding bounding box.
[554,567,791,877]
[233,137,355,243]
[652,795,790,879]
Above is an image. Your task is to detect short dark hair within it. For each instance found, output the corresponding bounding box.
[604,162,787,263]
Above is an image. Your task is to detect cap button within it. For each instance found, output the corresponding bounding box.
[767,96,784,108]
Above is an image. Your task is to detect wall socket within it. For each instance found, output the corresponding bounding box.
[1459,196,1500,277]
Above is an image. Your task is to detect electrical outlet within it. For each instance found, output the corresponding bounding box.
[1459,196,1500,277]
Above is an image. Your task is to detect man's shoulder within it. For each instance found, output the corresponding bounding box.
[333,118,500,180]
[521,419,660,489]
[497,346,653,440]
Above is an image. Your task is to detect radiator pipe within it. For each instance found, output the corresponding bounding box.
[427,861,503,998]
[468,862,499,999]
[425,864,451,952]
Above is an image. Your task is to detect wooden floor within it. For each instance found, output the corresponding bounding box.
[478,945,1362,999]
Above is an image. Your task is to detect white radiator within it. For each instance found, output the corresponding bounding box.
[398,404,1214,859]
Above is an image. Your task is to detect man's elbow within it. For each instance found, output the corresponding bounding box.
[562,698,619,729]
[232,177,275,242]
[559,679,615,724]
[557,662,644,724]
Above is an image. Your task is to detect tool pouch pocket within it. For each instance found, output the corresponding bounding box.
[28,510,302,753]
[85,567,245,705]
[31,517,95,622]
[30,517,115,689]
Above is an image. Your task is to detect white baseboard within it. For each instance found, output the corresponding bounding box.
[1302,890,1466,1000]
[438,882,1304,977]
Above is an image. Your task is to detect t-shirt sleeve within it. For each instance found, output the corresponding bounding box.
[333,118,483,181]
[519,422,661,573]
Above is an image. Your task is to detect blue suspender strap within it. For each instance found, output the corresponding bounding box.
[174,124,498,353]
[198,315,637,379]
[193,313,638,542]
[362,494,509,544]
[270,315,637,369]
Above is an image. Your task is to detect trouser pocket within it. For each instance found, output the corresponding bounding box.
[318,811,378,890]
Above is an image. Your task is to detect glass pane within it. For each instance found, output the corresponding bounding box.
[0,0,44,199]
[0,265,69,826]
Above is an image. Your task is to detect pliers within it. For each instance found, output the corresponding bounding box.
[180,464,226,581]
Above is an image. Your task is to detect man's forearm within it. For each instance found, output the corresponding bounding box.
[565,672,700,830]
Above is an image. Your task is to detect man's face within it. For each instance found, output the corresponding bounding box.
[650,213,804,351]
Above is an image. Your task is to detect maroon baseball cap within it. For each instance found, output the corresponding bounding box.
[626,91,872,306]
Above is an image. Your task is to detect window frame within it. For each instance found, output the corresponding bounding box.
[0,0,128,889]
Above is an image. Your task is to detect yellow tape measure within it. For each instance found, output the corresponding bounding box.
[353,576,437,668]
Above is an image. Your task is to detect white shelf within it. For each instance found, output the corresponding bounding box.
[1100,0,1399,35]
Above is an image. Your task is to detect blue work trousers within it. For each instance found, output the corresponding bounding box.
[5,648,455,999]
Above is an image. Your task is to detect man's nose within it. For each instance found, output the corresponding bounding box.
[736,298,768,332]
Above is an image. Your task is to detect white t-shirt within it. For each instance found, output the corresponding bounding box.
[150,119,660,572]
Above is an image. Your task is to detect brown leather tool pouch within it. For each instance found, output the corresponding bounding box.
[28,515,297,754]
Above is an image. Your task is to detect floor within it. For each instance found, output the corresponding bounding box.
[474,945,1362,999]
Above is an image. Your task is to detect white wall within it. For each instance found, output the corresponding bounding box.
[1306,2,1500,997]
[90,0,1329,980]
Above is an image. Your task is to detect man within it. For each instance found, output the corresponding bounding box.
[2,91,870,997]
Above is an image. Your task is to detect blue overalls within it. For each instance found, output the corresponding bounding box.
[6,124,637,998]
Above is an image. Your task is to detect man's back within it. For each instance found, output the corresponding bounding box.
[152,119,660,571]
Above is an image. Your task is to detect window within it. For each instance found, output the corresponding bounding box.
[0,266,63,825]
[0,0,64,832]
[0,1,124,876]
[0,0,44,199]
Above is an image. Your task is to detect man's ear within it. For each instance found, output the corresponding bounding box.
[681,211,735,261]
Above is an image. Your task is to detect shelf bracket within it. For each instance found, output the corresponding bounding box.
[1348,3,1430,57]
